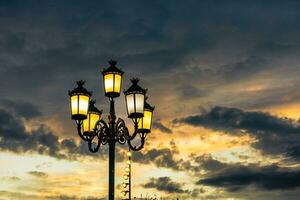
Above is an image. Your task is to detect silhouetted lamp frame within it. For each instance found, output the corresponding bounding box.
[68,60,154,200]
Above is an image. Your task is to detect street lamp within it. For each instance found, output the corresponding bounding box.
[68,60,154,200]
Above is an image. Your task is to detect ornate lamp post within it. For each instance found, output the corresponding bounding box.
[68,60,154,200]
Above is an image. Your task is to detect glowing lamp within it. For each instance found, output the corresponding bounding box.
[102,60,124,98]
[138,99,154,133]
[69,80,92,120]
[124,79,146,119]
[82,100,102,133]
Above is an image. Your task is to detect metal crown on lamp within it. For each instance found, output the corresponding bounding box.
[68,80,92,120]
[102,60,124,98]
[82,100,102,134]
[138,98,155,133]
[124,78,146,119]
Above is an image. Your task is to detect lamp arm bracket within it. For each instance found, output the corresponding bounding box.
[87,119,110,153]
[88,134,101,153]
[127,119,139,141]
[127,132,146,151]
[76,120,94,141]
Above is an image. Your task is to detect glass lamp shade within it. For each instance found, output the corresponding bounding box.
[82,100,102,133]
[124,78,146,119]
[69,81,92,120]
[138,100,154,133]
[102,60,124,98]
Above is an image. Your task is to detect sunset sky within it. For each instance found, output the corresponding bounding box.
[1,1,300,199]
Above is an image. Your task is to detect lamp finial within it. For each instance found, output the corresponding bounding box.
[130,78,139,85]
[76,80,85,87]
[108,60,117,66]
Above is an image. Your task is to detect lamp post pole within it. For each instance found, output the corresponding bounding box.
[109,141,115,200]
[108,98,116,200]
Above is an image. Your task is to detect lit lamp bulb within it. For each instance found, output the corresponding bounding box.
[138,98,154,133]
[69,80,92,120]
[124,79,146,119]
[82,100,102,134]
[102,60,124,98]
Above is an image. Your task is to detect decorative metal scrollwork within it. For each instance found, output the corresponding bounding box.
[76,116,148,152]
[116,118,129,144]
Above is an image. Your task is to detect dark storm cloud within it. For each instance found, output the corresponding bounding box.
[0,105,72,159]
[152,120,172,134]
[198,164,300,191]
[1,1,300,113]
[176,153,231,175]
[178,84,209,99]
[192,154,229,172]
[133,147,181,170]
[132,139,232,174]
[0,99,42,119]
[60,138,125,161]
[28,171,48,178]
[0,104,115,160]
[174,106,300,160]
[132,140,203,171]
[0,107,63,158]
[174,106,299,134]
[286,145,300,160]
[143,177,187,193]
[133,140,227,173]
